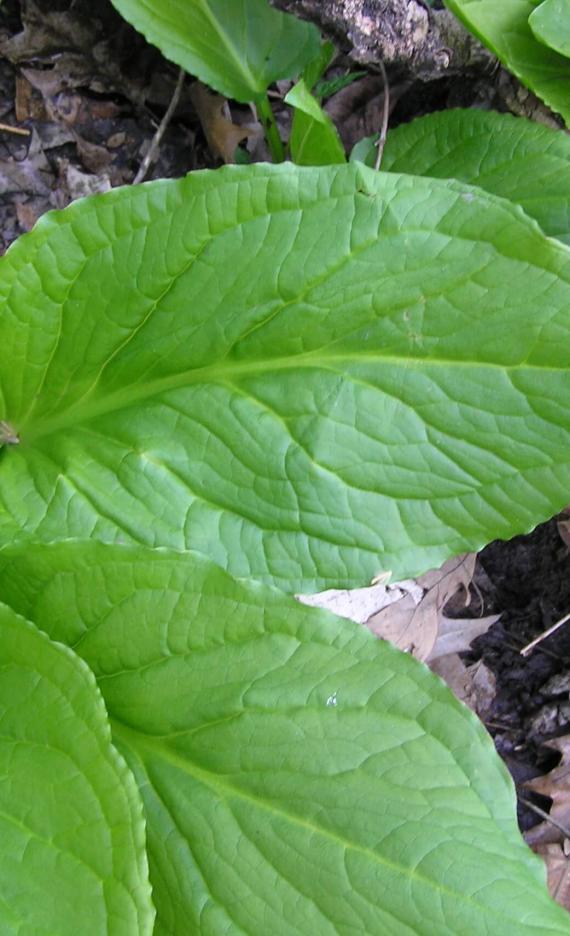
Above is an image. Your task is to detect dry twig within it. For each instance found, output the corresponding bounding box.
[520,796,570,841]
[520,613,570,657]
[0,122,30,136]
[373,61,390,172]
[134,68,185,184]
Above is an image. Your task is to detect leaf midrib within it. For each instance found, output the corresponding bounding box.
[196,0,261,97]
[110,717,543,931]
[17,350,566,445]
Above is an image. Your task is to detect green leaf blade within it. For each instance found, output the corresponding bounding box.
[0,540,568,935]
[108,0,321,102]
[285,79,346,165]
[530,0,570,59]
[3,164,570,590]
[445,0,570,125]
[378,108,570,245]
[0,602,154,935]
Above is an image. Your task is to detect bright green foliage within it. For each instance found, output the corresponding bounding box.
[445,0,570,125]
[285,79,346,164]
[300,39,335,91]
[530,0,570,58]
[284,42,346,166]
[0,603,153,935]
[3,164,570,590]
[108,0,320,102]
[373,109,570,245]
[0,540,568,935]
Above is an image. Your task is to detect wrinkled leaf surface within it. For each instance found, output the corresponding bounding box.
[0,602,153,935]
[3,164,570,590]
[379,109,570,245]
[0,540,568,935]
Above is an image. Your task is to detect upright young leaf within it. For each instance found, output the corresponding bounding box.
[3,164,570,590]
[529,0,570,59]
[0,603,154,935]
[376,109,570,245]
[109,0,321,103]
[285,78,346,165]
[445,0,570,125]
[0,540,568,935]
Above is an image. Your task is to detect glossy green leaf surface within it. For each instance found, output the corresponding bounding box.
[285,79,346,165]
[0,540,568,935]
[109,0,320,102]
[0,602,153,935]
[530,0,570,58]
[378,109,570,245]
[445,0,570,124]
[3,163,570,590]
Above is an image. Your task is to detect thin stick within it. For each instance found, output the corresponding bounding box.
[0,122,30,136]
[520,796,570,840]
[134,67,185,184]
[520,612,570,657]
[373,60,390,172]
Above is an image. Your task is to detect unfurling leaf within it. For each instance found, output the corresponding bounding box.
[285,78,346,165]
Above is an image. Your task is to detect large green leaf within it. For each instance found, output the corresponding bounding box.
[108,0,320,103]
[0,602,153,934]
[445,0,570,125]
[530,0,570,58]
[3,164,570,591]
[377,109,570,245]
[0,540,568,935]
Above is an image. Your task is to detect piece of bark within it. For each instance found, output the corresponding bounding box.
[270,0,494,81]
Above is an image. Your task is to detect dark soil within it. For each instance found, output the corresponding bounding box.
[473,520,570,831]
[2,0,570,840]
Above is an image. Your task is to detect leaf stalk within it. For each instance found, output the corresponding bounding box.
[258,94,285,163]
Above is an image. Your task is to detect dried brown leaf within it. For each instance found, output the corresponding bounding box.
[297,576,423,625]
[365,553,476,660]
[63,163,111,200]
[427,613,500,662]
[0,129,51,196]
[525,736,570,847]
[15,74,47,122]
[534,844,570,910]
[15,200,41,232]
[430,656,496,718]
[299,553,493,664]
[558,515,570,551]
[189,82,257,164]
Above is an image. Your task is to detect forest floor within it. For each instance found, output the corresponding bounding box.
[2,0,570,905]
